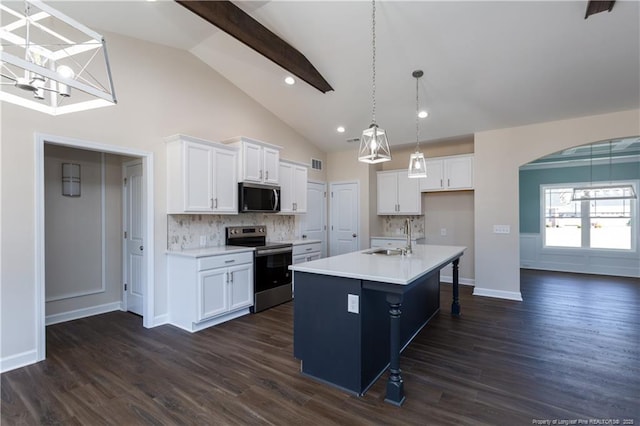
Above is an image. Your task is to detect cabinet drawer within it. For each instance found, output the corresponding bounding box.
[293,242,321,256]
[197,251,253,271]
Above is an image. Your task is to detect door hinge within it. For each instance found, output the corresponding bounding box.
[324,191,327,198]
[123,177,127,185]
[331,192,333,198]
[124,231,127,239]
[124,283,127,291]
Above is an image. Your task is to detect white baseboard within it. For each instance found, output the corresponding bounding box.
[0,349,39,373]
[153,313,169,327]
[45,301,123,326]
[440,275,475,286]
[473,287,523,301]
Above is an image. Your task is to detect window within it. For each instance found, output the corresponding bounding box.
[542,182,637,250]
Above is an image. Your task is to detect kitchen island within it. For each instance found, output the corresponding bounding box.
[290,244,465,406]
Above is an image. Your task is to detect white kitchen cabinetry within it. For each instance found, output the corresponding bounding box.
[168,250,254,332]
[166,134,237,214]
[223,136,281,185]
[370,237,418,249]
[292,241,322,264]
[420,154,474,192]
[279,160,308,213]
[377,170,421,215]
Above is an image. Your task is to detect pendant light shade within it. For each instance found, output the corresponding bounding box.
[358,0,391,164]
[359,123,391,163]
[408,70,427,178]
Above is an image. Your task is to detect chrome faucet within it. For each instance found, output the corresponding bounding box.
[404,218,413,254]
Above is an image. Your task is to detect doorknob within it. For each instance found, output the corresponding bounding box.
[139,246,144,251]
[352,233,357,238]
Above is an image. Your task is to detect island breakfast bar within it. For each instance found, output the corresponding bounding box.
[290,244,466,406]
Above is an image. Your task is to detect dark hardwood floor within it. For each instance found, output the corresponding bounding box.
[2,270,639,425]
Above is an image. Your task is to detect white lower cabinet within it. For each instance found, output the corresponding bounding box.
[292,241,322,264]
[371,237,418,249]
[168,251,253,332]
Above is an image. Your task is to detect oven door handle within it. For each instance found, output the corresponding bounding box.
[272,188,279,212]
[256,247,292,256]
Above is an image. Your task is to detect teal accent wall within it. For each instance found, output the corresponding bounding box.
[519,162,640,233]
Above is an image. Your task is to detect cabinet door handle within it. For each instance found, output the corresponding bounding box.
[440,179,443,188]
[229,271,233,283]
[210,198,213,208]
[214,198,218,208]
[266,170,269,180]
[225,259,235,264]
[260,170,263,179]
[447,178,450,187]
[305,247,312,251]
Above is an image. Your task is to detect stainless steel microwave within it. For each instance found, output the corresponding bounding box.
[238,182,281,213]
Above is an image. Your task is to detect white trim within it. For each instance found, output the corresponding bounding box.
[473,287,523,301]
[440,275,475,286]
[45,301,123,326]
[153,313,170,326]
[35,133,155,366]
[0,349,39,373]
[45,153,107,303]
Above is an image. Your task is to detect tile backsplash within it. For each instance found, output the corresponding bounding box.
[168,214,299,250]
[380,215,425,239]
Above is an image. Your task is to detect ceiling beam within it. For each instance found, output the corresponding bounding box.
[176,0,333,94]
[584,1,615,19]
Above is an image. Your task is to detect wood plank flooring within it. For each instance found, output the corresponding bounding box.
[2,270,639,425]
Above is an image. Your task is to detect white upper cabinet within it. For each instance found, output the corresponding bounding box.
[377,170,421,215]
[223,136,282,185]
[279,160,308,214]
[166,135,238,214]
[420,154,474,192]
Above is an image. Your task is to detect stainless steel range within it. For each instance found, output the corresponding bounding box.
[225,226,293,313]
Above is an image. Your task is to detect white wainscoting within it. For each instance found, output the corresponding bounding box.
[520,233,640,277]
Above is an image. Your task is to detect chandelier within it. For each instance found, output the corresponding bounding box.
[358,0,391,164]
[0,0,117,115]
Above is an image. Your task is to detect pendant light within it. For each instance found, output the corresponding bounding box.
[571,141,637,201]
[358,0,391,164]
[408,70,427,178]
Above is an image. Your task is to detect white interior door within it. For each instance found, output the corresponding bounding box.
[302,181,327,257]
[329,181,359,256]
[123,161,144,315]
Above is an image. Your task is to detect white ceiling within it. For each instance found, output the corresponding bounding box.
[49,1,640,152]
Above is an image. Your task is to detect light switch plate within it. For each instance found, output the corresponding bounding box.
[493,225,511,234]
[347,294,359,314]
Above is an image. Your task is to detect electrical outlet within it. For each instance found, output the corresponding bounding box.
[440,228,447,236]
[200,235,207,246]
[347,294,359,314]
[493,225,511,234]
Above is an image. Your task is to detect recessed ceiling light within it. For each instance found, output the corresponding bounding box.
[284,76,295,85]
[337,126,345,133]
[418,110,429,119]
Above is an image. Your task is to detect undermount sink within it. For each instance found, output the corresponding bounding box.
[365,248,405,256]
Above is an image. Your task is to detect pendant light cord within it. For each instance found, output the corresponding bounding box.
[371,0,376,125]
[415,75,420,150]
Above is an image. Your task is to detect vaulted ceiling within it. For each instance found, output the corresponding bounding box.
[50,1,640,152]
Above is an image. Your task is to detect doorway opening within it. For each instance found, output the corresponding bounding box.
[35,133,154,362]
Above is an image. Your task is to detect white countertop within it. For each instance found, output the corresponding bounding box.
[166,245,254,258]
[289,244,465,285]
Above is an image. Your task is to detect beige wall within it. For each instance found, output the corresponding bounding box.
[0,31,326,366]
[474,109,639,298]
[44,146,124,317]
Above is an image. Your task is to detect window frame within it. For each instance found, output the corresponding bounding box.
[540,180,638,252]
